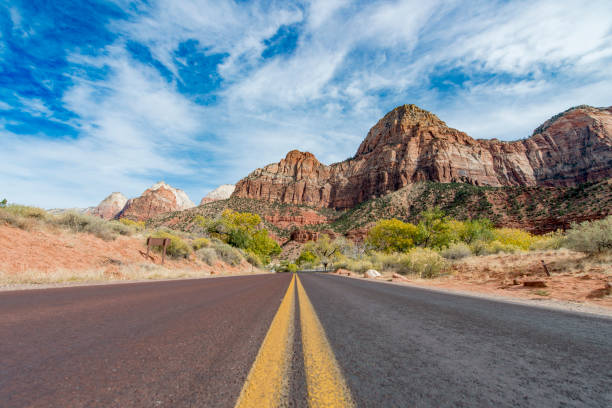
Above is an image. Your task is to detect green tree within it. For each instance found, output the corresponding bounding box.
[247,229,281,264]
[228,228,251,249]
[366,219,418,253]
[296,250,319,266]
[449,218,494,244]
[0,198,7,208]
[303,234,342,270]
[416,208,452,248]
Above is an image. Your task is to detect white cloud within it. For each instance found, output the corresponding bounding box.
[2,0,612,208]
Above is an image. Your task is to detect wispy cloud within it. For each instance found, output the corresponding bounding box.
[0,0,611,208]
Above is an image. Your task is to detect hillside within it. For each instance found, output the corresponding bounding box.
[233,104,612,208]
[150,179,611,242]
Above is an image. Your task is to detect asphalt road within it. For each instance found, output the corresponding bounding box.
[1,273,611,407]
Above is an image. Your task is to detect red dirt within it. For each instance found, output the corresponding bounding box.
[0,225,256,280]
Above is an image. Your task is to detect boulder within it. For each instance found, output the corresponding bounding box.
[365,269,381,279]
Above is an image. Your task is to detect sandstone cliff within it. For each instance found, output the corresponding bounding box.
[89,192,128,220]
[118,182,195,221]
[233,104,612,208]
[199,184,235,205]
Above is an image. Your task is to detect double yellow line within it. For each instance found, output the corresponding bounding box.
[235,274,354,408]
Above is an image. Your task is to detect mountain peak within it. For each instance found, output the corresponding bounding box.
[390,104,446,127]
[356,104,448,156]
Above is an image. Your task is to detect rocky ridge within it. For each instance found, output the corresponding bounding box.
[200,184,235,205]
[88,192,128,220]
[117,182,195,221]
[233,104,612,209]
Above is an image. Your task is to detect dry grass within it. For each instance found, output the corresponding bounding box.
[0,263,240,286]
[450,249,611,282]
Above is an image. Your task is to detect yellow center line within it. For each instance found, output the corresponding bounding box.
[234,274,296,408]
[296,274,355,408]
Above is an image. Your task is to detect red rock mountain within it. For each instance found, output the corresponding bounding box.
[88,192,128,220]
[233,105,612,209]
[199,184,236,205]
[117,182,195,221]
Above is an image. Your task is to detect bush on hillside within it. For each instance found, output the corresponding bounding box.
[119,218,145,230]
[0,204,49,230]
[211,240,244,266]
[55,212,132,241]
[530,230,566,250]
[196,247,218,266]
[440,242,472,259]
[246,229,281,264]
[492,228,536,250]
[150,231,192,258]
[565,216,612,254]
[243,250,263,267]
[191,237,211,251]
[366,219,418,252]
[396,248,448,278]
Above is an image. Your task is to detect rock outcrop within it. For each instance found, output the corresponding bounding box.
[199,184,235,205]
[233,104,612,208]
[117,182,195,221]
[89,192,128,220]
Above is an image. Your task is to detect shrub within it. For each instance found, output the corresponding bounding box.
[492,228,536,250]
[0,198,6,207]
[530,230,566,250]
[55,212,132,241]
[192,237,211,251]
[0,209,35,230]
[366,219,418,252]
[244,250,263,267]
[276,261,298,273]
[470,239,520,255]
[565,216,612,254]
[440,242,472,259]
[0,204,49,230]
[196,247,218,266]
[246,229,281,264]
[150,231,192,259]
[211,240,244,266]
[344,259,377,273]
[119,218,145,230]
[228,228,251,249]
[296,250,319,266]
[486,240,521,254]
[449,218,494,244]
[396,248,447,278]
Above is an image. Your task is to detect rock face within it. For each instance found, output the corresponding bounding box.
[264,209,329,229]
[118,182,195,221]
[199,184,235,205]
[233,104,612,209]
[89,192,128,220]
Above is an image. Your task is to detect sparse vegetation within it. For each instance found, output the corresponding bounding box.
[150,231,192,259]
[211,240,244,266]
[440,242,472,259]
[192,237,211,251]
[119,218,145,230]
[55,212,133,241]
[565,216,612,255]
[196,247,219,266]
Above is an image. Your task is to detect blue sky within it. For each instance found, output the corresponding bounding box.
[1,0,611,208]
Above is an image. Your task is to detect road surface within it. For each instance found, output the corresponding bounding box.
[1,273,611,407]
